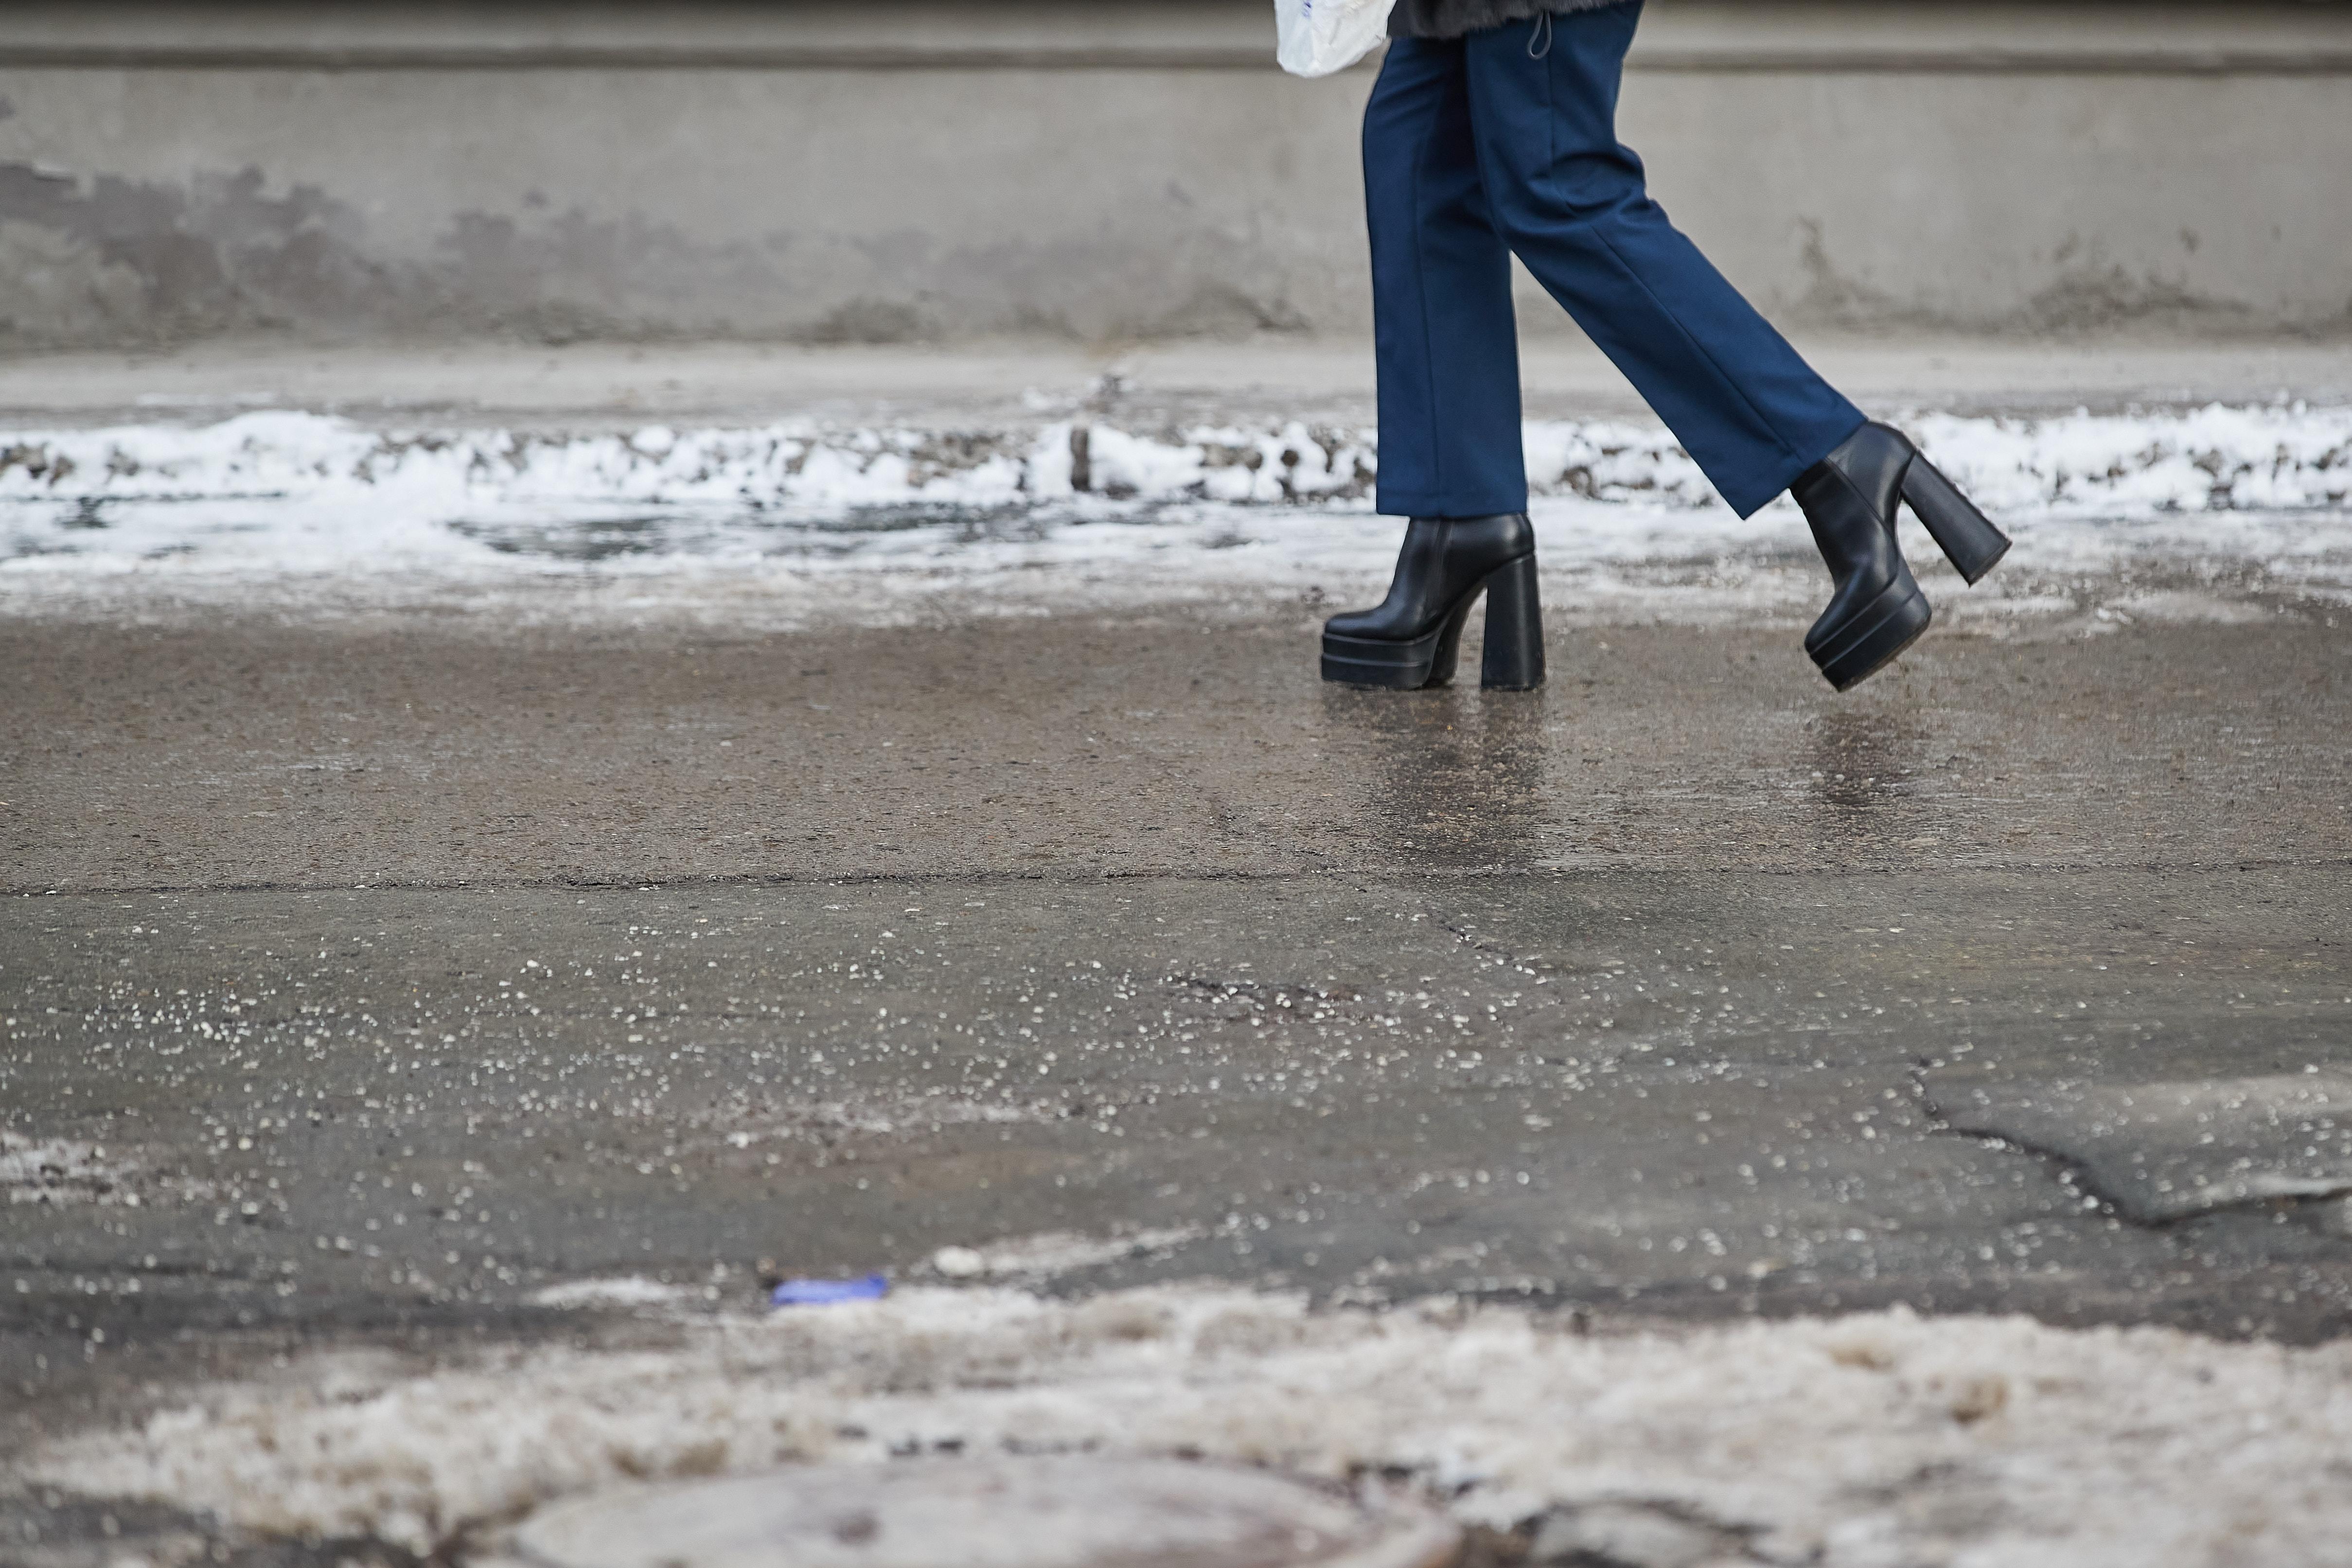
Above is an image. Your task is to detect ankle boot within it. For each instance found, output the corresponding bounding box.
[1795,423,2010,691]
[1322,513,1545,691]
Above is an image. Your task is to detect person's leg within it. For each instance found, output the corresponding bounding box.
[1463,2,1863,518]
[1363,35,1527,519]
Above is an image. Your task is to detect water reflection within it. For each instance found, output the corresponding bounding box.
[1322,677,1549,868]
[1804,707,1927,818]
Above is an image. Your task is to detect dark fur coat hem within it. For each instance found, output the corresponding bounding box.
[1389,0,1630,41]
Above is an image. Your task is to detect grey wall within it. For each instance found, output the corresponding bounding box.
[1,1,2349,352]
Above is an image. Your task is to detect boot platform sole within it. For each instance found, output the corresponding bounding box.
[1321,606,1475,689]
[1322,555,1544,692]
[1812,576,1932,691]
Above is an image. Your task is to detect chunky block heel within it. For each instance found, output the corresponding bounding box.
[1479,553,1545,691]
[1901,457,2011,584]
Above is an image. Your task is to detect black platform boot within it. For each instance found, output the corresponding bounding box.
[1321,513,1544,691]
[1796,423,2011,691]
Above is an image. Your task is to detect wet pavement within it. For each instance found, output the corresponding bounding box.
[6,604,2348,891]
[5,598,2350,1487]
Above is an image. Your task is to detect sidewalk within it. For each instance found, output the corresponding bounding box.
[2,332,2347,429]
[4,335,2351,1568]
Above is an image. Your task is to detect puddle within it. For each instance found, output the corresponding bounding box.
[1326,686,1550,870]
[1804,708,1928,818]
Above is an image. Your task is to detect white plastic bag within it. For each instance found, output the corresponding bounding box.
[1274,0,1396,79]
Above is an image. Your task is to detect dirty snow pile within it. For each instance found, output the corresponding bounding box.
[2,403,2348,521]
[0,403,2345,594]
[34,1283,2352,1568]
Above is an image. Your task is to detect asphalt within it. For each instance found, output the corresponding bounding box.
[2,340,2351,1565]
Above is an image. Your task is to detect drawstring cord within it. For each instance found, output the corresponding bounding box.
[1529,12,1553,58]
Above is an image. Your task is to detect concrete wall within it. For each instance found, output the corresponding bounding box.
[1,2,2349,352]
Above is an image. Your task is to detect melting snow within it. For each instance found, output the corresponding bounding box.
[31,1283,2352,1568]
[0,405,2347,629]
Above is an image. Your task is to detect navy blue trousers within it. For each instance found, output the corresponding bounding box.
[1365,2,1863,519]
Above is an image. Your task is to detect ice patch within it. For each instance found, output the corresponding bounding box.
[1,1131,140,1206]
[31,1284,2352,1567]
[926,1227,1204,1280]
[525,1277,699,1311]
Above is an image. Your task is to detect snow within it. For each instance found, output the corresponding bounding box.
[1,405,2346,629]
[515,1455,1454,1568]
[32,1282,2352,1568]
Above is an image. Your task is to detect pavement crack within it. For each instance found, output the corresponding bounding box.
[1916,1070,2352,1231]
[1437,919,1523,965]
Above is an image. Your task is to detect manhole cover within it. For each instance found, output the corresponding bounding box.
[509,1456,1458,1568]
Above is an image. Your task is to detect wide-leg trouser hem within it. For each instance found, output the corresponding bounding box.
[1374,487,1535,520]
[1730,414,1870,518]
